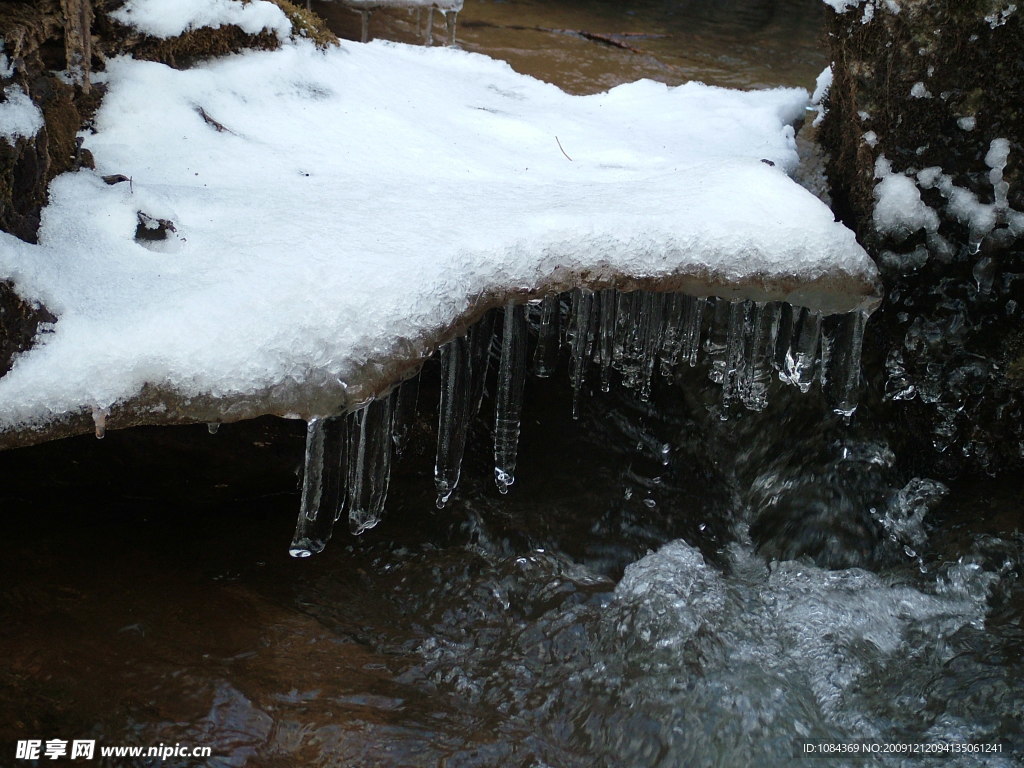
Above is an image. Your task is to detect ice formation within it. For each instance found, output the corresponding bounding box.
[325,0,463,44]
[292,292,871,554]
[0,30,881,552]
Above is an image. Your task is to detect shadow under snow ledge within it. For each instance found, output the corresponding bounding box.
[0,38,879,450]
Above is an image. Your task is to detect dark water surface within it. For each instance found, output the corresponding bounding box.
[2,1,1022,767]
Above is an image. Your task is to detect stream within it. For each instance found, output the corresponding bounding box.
[1,1,1021,766]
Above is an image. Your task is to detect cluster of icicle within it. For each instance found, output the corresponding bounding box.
[289,289,867,557]
[315,1,461,45]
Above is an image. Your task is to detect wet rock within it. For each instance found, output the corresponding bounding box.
[820,0,1024,475]
[0,281,55,379]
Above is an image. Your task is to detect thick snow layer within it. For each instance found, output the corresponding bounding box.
[0,41,876,433]
[110,0,291,40]
[0,86,44,141]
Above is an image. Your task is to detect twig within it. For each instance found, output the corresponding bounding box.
[555,135,573,162]
[195,106,232,134]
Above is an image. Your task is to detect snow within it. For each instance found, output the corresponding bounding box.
[810,66,831,127]
[819,0,900,17]
[110,0,291,40]
[873,156,939,236]
[910,82,932,99]
[0,40,876,433]
[820,0,861,12]
[0,85,44,141]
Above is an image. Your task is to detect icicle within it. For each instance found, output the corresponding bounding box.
[569,289,594,419]
[782,307,822,393]
[469,310,496,415]
[289,415,346,557]
[207,422,220,435]
[739,302,781,412]
[391,377,420,457]
[598,289,616,392]
[823,311,867,417]
[720,300,748,404]
[359,10,371,43]
[612,291,641,390]
[443,9,458,46]
[773,303,796,374]
[659,294,684,378]
[92,408,108,439]
[705,298,731,385]
[681,295,706,368]
[435,335,473,507]
[532,295,560,378]
[346,395,394,535]
[637,292,665,401]
[494,304,527,493]
[422,6,434,45]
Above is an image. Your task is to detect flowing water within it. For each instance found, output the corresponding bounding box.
[1,1,1022,766]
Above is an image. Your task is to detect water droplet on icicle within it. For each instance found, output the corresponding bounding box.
[494,304,527,494]
[435,335,473,508]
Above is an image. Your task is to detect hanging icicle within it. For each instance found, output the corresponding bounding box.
[443,9,458,46]
[823,311,868,417]
[681,295,706,368]
[705,298,731,386]
[739,302,781,412]
[532,295,560,378]
[637,292,665,401]
[494,303,527,493]
[659,294,684,378]
[598,289,617,392]
[781,307,823,393]
[92,408,108,439]
[346,395,395,535]
[469,310,496,416]
[435,335,474,508]
[720,300,747,405]
[569,289,595,419]
[289,414,347,557]
[422,6,434,45]
[391,377,420,458]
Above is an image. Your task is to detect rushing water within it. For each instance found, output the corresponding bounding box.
[1,1,1022,766]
